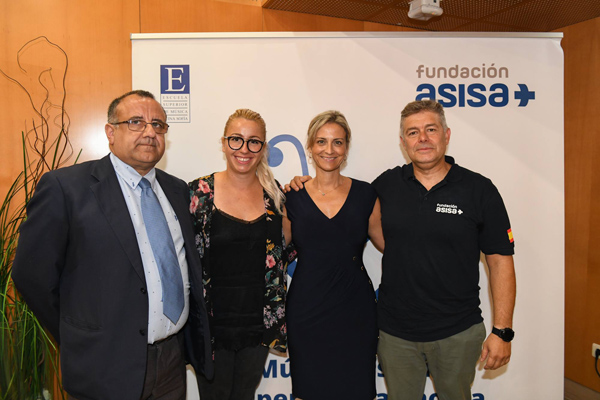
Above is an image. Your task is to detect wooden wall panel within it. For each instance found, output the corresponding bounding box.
[0,0,139,201]
[140,0,263,32]
[0,0,413,201]
[561,16,600,393]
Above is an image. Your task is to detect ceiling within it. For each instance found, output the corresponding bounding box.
[261,0,600,32]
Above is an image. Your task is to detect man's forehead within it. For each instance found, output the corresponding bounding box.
[404,110,441,125]
[409,110,440,121]
[117,95,165,119]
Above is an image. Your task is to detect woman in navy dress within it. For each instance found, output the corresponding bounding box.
[285,110,384,400]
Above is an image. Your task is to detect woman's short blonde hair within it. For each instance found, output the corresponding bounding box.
[306,110,351,150]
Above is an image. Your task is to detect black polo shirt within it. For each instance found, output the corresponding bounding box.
[372,156,515,342]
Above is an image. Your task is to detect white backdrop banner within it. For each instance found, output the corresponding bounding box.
[132,32,564,400]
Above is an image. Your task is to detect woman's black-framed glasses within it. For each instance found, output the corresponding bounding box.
[224,136,265,153]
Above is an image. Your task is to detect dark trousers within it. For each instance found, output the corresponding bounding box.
[196,345,269,400]
[140,333,186,400]
[67,333,186,400]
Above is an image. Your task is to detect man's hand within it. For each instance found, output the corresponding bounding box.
[480,331,511,370]
[283,175,312,193]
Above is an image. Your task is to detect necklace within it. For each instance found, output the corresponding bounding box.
[314,178,342,196]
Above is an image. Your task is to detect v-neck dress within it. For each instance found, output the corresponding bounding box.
[285,179,378,400]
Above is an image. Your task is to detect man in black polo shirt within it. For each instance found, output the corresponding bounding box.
[373,100,516,400]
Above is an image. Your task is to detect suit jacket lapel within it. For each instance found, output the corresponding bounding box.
[90,155,146,282]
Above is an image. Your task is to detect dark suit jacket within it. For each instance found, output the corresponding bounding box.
[11,155,213,400]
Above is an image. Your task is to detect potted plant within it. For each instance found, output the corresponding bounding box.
[0,36,79,400]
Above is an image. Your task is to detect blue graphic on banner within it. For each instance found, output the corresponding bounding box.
[415,83,535,108]
[287,260,297,278]
[421,395,484,400]
[374,392,484,400]
[257,395,295,400]
[514,84,535,106]
[414,63,535,108]
[268,134,309,176]
[160,65,190,94]
[263,358,291,379]
[268,134,305,281]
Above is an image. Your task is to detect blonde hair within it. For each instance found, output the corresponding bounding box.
[223,109,285,214]
[306,110,352,150]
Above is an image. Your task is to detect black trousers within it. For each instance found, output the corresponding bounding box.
[140,333,186,400]
[196,345,269,400]
[67,333,186,400]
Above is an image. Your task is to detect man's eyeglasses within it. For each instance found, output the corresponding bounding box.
[224,136,265,153]
[111,119,169,134]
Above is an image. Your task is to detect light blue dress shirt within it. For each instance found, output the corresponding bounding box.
[110,153,190,344]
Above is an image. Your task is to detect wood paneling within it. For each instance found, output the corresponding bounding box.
[562,16,600,393]
[0,0,410,202]
[140,0,263,32]
[0,0,138,201]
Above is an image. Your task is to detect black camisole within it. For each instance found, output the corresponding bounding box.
[208,208,267,350]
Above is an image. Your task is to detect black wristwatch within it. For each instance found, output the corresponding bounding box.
[492,327,515,342]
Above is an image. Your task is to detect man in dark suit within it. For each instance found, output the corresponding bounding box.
[12,90,213,400]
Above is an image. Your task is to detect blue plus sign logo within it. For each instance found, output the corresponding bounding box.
[514,84,535,107]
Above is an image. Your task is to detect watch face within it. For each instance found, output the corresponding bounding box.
[493,327,515,342]
[503,328,515,341]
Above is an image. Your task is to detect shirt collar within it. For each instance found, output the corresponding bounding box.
[110,152,157,189]
[444,156,462,183]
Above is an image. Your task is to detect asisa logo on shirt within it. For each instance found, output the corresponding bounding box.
[435,203,463,215]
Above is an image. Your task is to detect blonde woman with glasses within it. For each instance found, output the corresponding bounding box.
[188,109,295,400]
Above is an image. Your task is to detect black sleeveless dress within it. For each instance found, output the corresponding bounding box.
[209,208,266,350]
[285,179,378,400]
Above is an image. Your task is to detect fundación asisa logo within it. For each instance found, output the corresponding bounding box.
[160,65,191,123]
[413,63,535,108]
[436,203,463,215]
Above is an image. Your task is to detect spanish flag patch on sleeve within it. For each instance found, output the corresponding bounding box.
[507,228,514,243]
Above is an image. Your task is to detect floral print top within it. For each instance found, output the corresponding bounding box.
[189,174,296,352]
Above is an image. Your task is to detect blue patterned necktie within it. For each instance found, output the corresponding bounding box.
[139,177,184,324]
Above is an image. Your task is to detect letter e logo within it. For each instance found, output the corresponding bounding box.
[161,65,190,94]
